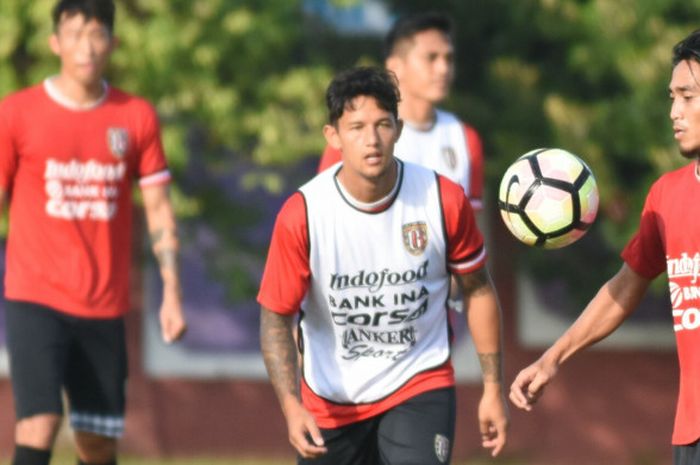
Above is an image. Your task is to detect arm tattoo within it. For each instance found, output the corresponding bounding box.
[478,352,503,383]
[150,228,178,272]
[459,268,490,297]
[155,248,178,272]
[260,309,299,400]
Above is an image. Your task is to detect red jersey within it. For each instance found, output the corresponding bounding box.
[318,109,484,210]
[621,161,700,445]
[258,161,486,427]
[0,80,170,319]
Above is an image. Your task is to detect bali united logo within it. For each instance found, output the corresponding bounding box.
[434,433,450,463]
[402,222,428,256]
[441,146,457,170]
[107,127,129,158]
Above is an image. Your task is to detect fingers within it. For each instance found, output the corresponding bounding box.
[287,408,328,459]
[509,368,549,411]
[160,307,187,344]
[480,420,507,457]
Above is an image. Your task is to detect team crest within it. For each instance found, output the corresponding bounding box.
[107,127,129,158]
[441,146,457,170]
[402,222,428,256]
[434,433,450,463]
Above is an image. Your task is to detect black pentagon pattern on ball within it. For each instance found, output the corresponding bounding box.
[497,148,594,247]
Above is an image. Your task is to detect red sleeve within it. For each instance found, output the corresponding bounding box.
[620,184,666,279]
[0,96,19,192]
[439,175,486,274]
[318,145,342,173]
[463,123,484,210]
[135,100,171,187]
[257,192,311,314]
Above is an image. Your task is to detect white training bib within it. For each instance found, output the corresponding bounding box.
[299,161,451,403]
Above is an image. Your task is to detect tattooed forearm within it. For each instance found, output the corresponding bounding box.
[478,352,503,383]
[458,268,490,297]
[150,228,179,272]
[260,309,299,401]
[155,248,178,272]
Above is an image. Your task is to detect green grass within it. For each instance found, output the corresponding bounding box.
[3,452,531,465]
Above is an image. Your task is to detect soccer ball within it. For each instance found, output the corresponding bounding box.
[498,148,599,249]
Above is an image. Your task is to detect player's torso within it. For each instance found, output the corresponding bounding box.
[394,110,469,192]
[651,164,700,443]
[10,84,140,223]
[299,162,451,404]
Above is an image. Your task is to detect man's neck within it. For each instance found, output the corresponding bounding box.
[50,74,106,107]
[337,160,399,205]
[398,95,436,130]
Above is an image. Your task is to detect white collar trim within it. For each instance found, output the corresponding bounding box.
[43,76,109,111]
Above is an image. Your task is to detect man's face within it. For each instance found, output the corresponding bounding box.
[670,59,700,159]
[49,13,115,87]
[324,96,402,183]
[387,29,455,104]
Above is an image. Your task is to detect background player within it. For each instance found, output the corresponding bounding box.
[510,28,700,465]
[318,11,484,211]
[0,1,187,464]
[258,66,508,464]
[318,11,486,361]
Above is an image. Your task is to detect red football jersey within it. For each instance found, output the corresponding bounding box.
[0,80,170,318]
[621,162,700,445]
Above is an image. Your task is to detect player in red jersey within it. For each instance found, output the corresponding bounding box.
[510,29,700,465]
[0,1,186,464]
[317,12,484,210]
[258,67,508,464]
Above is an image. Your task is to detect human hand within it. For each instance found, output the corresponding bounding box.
[478,385,509,457]
[159,290,187,343]
[509,359,557,411]
[283,400,328,459]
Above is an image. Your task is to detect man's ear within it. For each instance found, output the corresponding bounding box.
[323,124,342,151]
[386,55,402,78]
[49,34,61,56]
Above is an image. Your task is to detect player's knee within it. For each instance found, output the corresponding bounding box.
[15,413,63,449]
[74,431,117,464]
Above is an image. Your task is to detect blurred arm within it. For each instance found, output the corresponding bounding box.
[510,263,651,410]
[141,183,186,343]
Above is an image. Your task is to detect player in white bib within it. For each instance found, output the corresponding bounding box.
[258,67,508,464]
[318,13,485,363]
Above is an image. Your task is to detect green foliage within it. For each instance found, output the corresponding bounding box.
[385,0,700,306]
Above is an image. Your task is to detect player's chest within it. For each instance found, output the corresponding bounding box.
[17,111,136,166]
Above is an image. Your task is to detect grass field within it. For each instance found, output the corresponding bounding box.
[4,452,529,465]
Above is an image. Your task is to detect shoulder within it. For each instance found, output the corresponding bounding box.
[276,191,307,228]
[437,173,465,196]
[1,84,44,110]
[649,163,695,196]
[107,86,159,117]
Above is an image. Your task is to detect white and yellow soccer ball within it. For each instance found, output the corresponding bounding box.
[498,148,599,249]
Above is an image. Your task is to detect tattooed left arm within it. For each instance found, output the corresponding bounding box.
[456,267,509,456]
[142,183,187,343]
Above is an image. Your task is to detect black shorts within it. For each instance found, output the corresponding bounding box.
[300,387,456,465]
[675,440,700,465]
[5,300,128,438]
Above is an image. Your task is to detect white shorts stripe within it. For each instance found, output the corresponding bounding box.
[70,412,125,438]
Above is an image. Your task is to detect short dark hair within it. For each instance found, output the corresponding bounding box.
[325,67,401,126]
[673,29,700,67]
[383,11,453,59]
[52,0,115,34]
